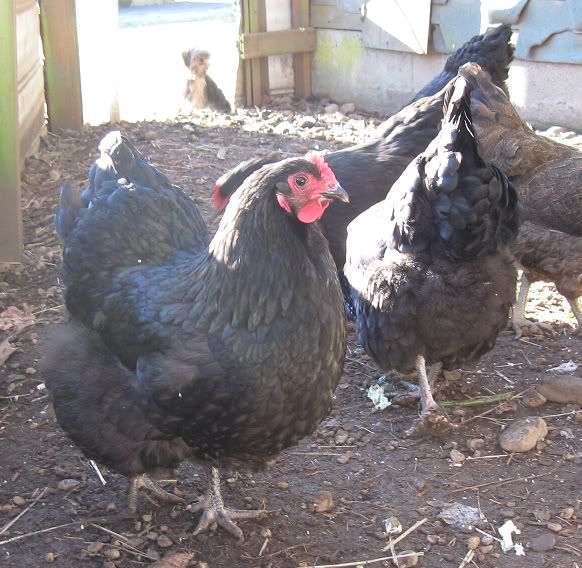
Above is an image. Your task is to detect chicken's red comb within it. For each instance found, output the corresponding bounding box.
[306,152,336,183]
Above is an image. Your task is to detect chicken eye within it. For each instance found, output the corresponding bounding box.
[295,176,308,188]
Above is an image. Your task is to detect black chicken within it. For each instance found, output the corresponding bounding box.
[44,132,348,539]
[344,68,519,436]
[182,48,231,113]
[212,25,514,317]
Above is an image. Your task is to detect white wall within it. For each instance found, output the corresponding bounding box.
[313,28,582,130]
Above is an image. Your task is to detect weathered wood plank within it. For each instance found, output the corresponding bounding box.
[40,0,83,131]
[240,28,316,59]
[0,0,23,262]
[292,0,312,98]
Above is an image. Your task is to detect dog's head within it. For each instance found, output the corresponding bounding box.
[182,48,210,76]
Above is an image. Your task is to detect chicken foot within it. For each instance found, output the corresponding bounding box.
[566,297,582,335]
[190,466,265,541]
[511,275,555,338]
[128,474,185,513]
[405,355,451,437]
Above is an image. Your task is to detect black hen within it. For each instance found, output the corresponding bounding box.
[44,132,348,539]
[212,25,514,319]
[344,69,519,436]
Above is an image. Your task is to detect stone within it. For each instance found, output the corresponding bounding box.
[537,376,582,405]
[324,103,339,114]
[296,116,317,128]
[86,542,105,554]
[340,102,356,114]
[467,536,481,550]
[546,522,562,533]
[450,449,466,463]
[103,548,121,560]
[12,496,25,506]
[466,438,485,450]
[313,490,334,513]
[499,417,548,452]
[559,507,575,519]
[57,479,81,491]
[396,550,418,567]
[157,535,173,548]
[524,390,547,408]
[530,532,556,552]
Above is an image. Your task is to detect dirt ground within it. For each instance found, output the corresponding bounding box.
[1,102,581,568]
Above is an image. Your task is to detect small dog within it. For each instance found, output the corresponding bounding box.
[182,48,231,113]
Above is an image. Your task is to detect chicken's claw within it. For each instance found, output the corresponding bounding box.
[189,467,266,541]
[128,474,185,513]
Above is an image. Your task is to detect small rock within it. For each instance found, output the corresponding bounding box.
[296,116,316,128]
[438,503,480,529]
[106,502,117,512]
[143,130,158,140]
[25,367,37,375]
[575,412,582,424]
[499,417,548,452]
[384,517,402,535]
[273,121,294,135]
[337,451,352,464]
[537,376,582,405]
[103,562,116,568]
[426,534,439,544]
[86,542,105,554]
[45,552,56,562]
[546,522,562,533]
[157,535,173,548]
[466,438,485,450]
[142,513,153,523]
[467,536,481,550]
[146,531,159,541]
[273,481,289,490]
[340,102,356,114]
[324,103,339,114]
[149,553,196,568]
[560,507,575,519]
[104,548,121,560]
[396,550,418,567]
[335,429,349,445]
[450,449,466,463]
[479,544,494,554]
[313,490,334,513]
[57,479,81,492]
[480,534,494,546]
[530,532,556,552]
[532,506,551,522]
[524,391,547,408]
[12,496,25,506]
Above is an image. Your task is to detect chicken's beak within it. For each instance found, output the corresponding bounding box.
[321,185,350,203]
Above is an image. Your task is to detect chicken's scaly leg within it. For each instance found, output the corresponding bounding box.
[566,297,582,335]
[128,474,184,513]
[189,467,265,541]
[405,355,451,437]
[511,275,554,337]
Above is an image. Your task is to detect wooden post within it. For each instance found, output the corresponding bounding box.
[292,0,312,99]
[242,0,268,106]
[40,0,83,131]
[0,0,22,262]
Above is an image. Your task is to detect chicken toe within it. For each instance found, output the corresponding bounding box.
[405,356,452,437]
[128,474,184,513]
[190,467,266,541]
[566,297,582,335]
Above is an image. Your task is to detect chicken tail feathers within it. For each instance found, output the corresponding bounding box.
[55,181,83,241]
[424,70,519,258]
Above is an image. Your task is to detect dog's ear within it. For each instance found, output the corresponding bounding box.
[182,50,191,68]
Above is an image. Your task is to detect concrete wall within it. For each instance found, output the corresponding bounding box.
[312,28,582,130]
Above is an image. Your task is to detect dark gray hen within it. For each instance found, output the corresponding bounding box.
[44,132,348,539]
[344,68,519,436]
[212,25,514,319]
